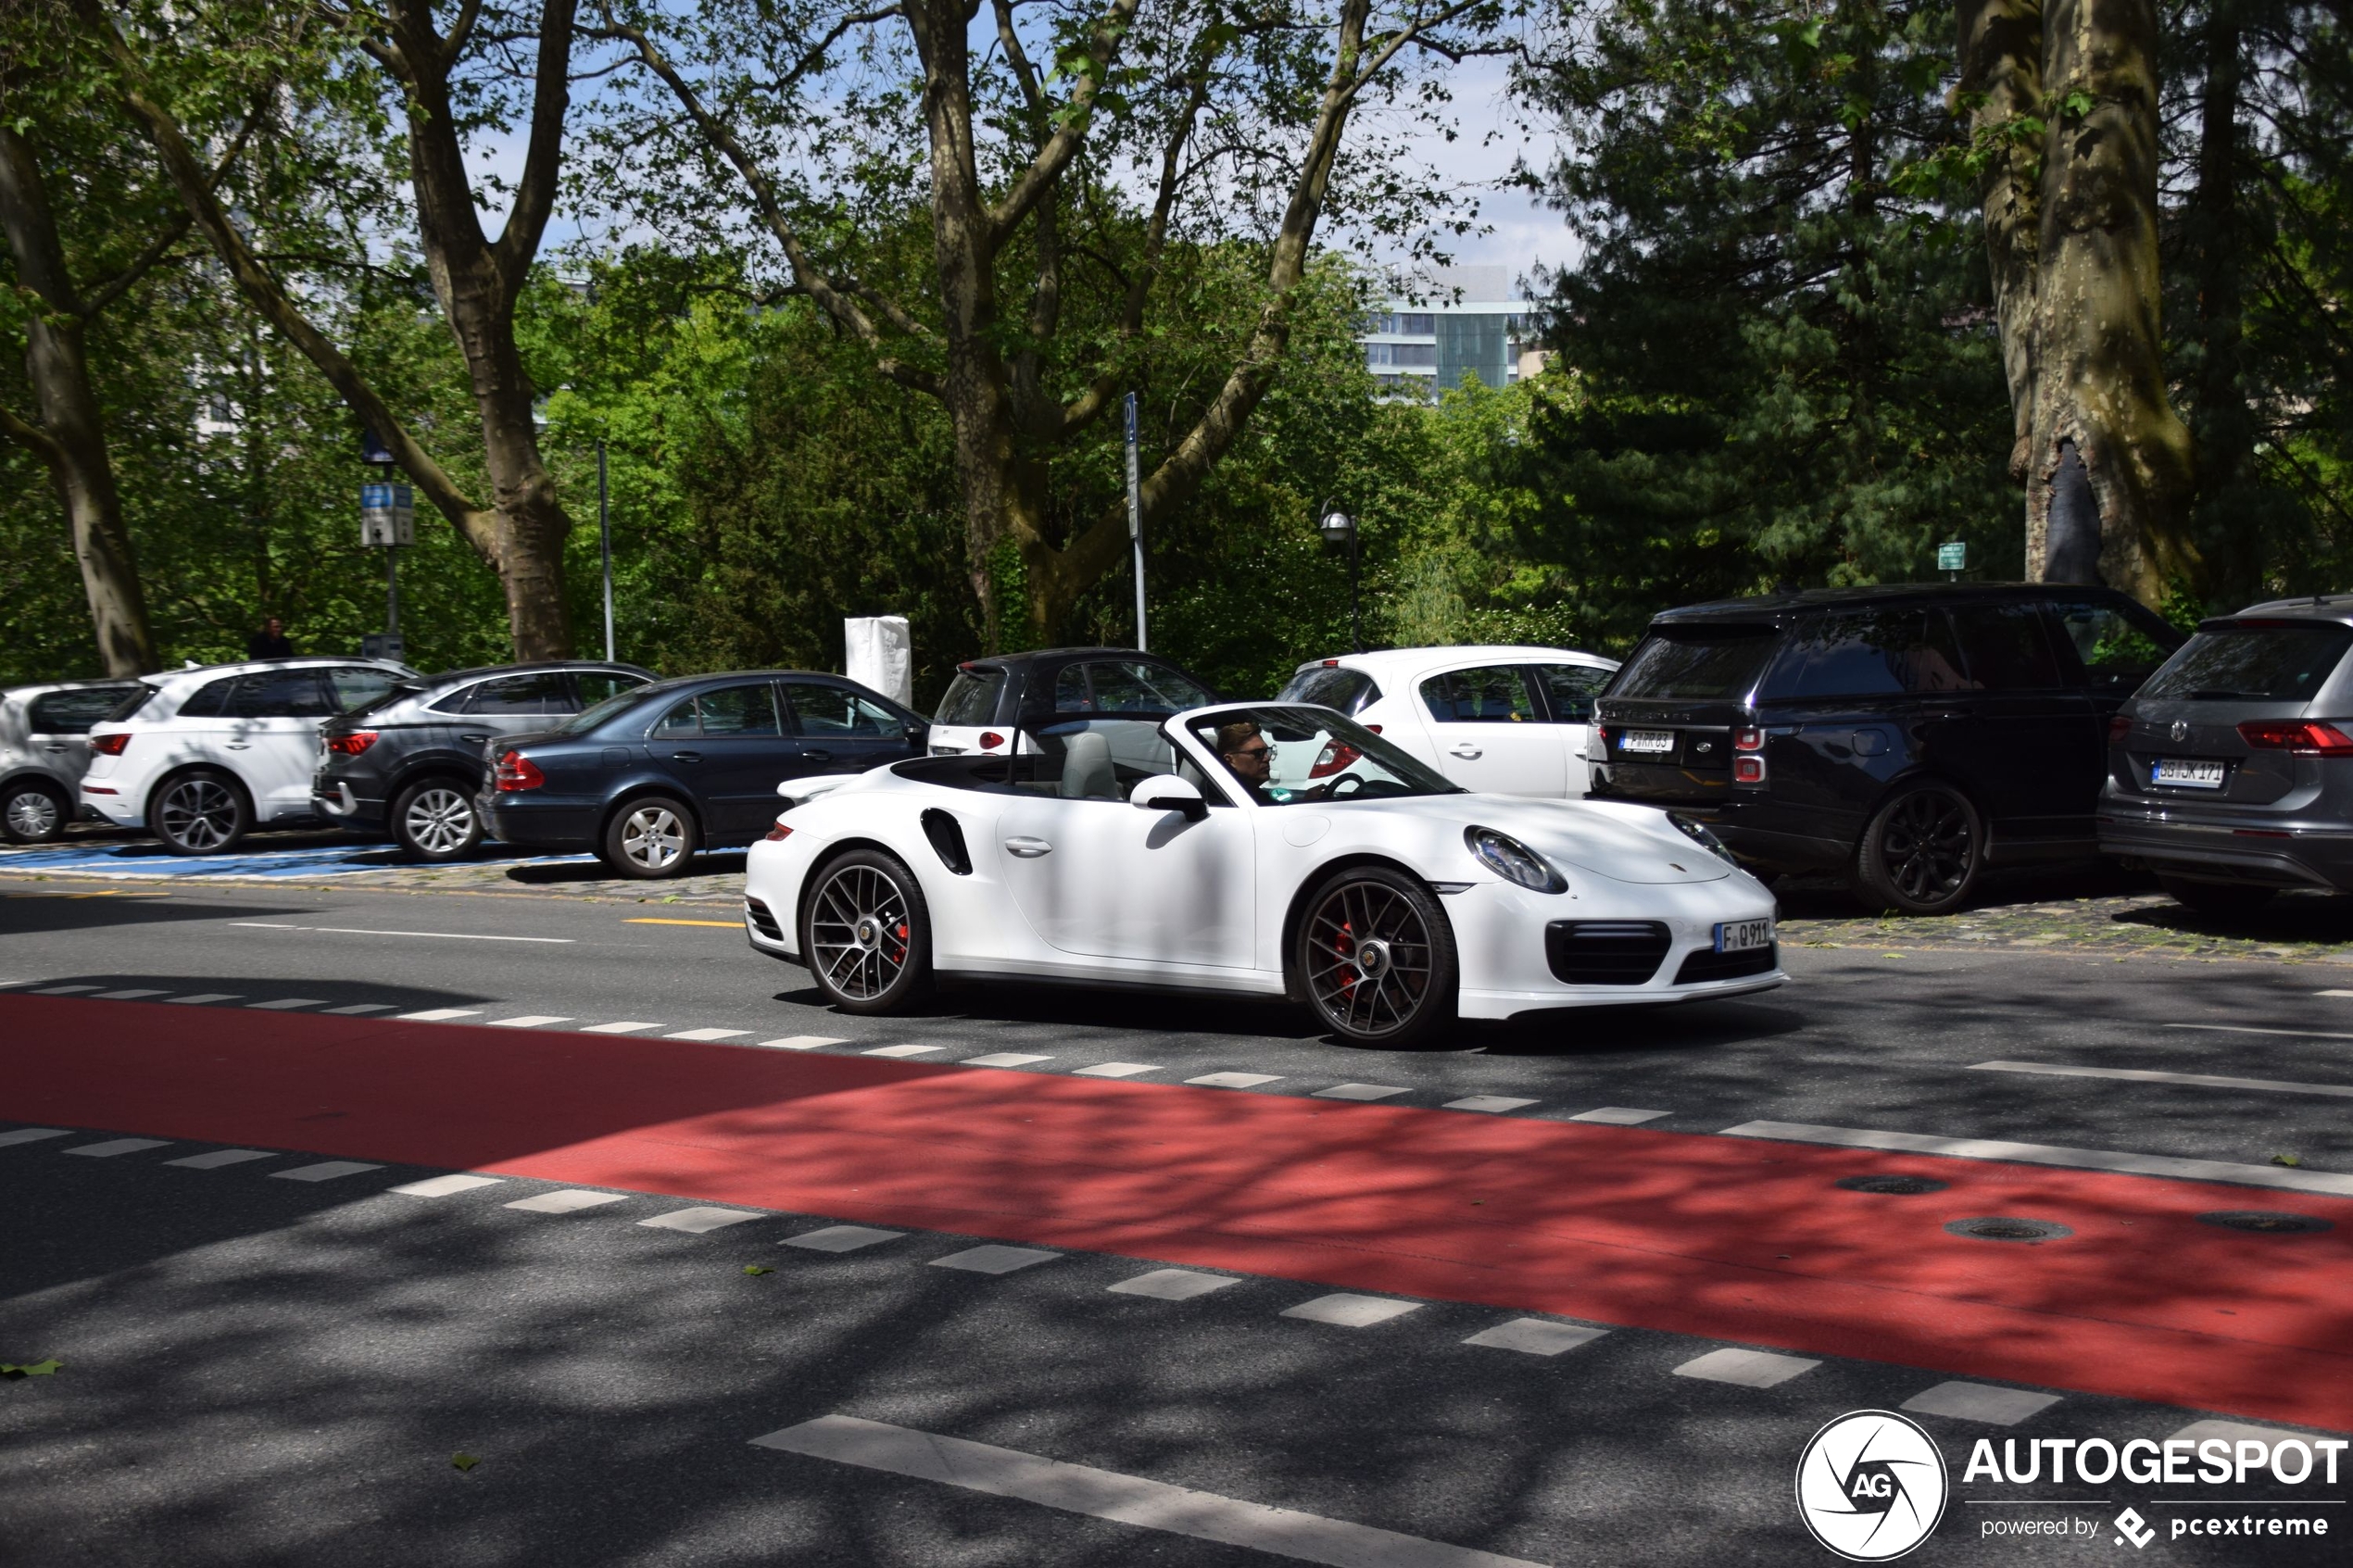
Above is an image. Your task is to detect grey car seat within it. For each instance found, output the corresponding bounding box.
[1059,730,1119,800]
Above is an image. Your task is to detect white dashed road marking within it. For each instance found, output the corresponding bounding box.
[580,1021,660,1034]
[0,1128,70,1147]
[963,1052,1053,1068]
[1899,1381,2061,1425]
[1721,1119,2353,1197]
[785,1225,903,1253]
[1314,1084,1410,1101]
[91,989,167,999]
[1281,1294,1421,1328]
[930,1245,1060,1275]
[396,1008,483,1022]
[665,1027,749,1042]
[1074,1062,1162,1078]
[231,922,573,944]
[323,1003,397,1015]
[1187,1072,1281,1089]
[863,1044,945,1058]
[2165,1022,2353,1043]
[1568,1107,1670,1125]
[505,1189,629,1213]
[165,1149,276,1170]
[753,1414,1549,1568]
[1445,1096,1539,1114]
[65,1138,170,1158]
[1672,1348,1819,1387]
[1461,1319,1607,1357]
[272,1160,384,1182]
[1108,1269,1242,1301]
[756,1035,845,1050]
[164,993,240,1004]
[639,1206,763,1234]
[485,1015,573,1029]
[1972,1059,2353,1099]
[32,985,100,994]
[390,1174,506,1198]
[247,998,328,1010]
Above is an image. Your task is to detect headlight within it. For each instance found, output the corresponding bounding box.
[1464,826,1567,893]
[1668,813,1740,868]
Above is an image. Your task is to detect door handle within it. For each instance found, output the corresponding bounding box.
[800,748,833,762]
[458,733,489,746]
[225,742,250,750]
[670,750,702,763]
[1449,744,1483,759]
[1002,836,1052,858]
[42,744,69,752]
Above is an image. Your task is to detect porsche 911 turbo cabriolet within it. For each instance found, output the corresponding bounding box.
[741,703,1783,1046]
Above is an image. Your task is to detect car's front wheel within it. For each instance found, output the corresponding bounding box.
[1851,781,1981,915]
[2158,875,2275,918]
[800,848,933,1013]
[1295,865,1458,1047]
[600,796,698,878]
[392,777,482,861]
[1,781,70,844]
[153,770,251,856]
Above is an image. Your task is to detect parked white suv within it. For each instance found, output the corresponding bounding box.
[1274,646,1620,797]
[82,658,414,853]
[1,679,143,842]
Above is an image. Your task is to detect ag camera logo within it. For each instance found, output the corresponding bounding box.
[1796,1411,1949,1561]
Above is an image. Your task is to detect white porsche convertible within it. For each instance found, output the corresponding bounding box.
[742,703,1782,1046]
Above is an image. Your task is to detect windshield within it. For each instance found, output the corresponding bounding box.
[1613,625,1780,700]
[2140,623,2353,703]
[556,684,661,736]
[1189,705,1461,806]
[936,667,1005,726]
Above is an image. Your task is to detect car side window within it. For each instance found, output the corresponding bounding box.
[2049,601,2171,694]
[696,684,782,736]
[1949,603,2063,690]
[1535,665,1611,723]
[1421,666,1538,722]
[1052,664,1093,711]
[786,682,895,738]
[1087,660,1214,715]
[651,696,701,738]
[228,669,334,718]
[28,688,131,734]
[328,667,400,712]
[1775,610,1974,697]
[177,677,237,719]
[573,671,647,709]
[462,671,573,715]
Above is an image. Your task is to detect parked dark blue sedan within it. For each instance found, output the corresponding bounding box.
[476,671,926,877]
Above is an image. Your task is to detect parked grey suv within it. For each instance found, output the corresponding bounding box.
[2100,596,2353,912]
[0,679,141,842]
[314,662,654,859]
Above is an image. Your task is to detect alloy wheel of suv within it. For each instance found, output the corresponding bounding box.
[1853,781,1981,915]
[602,796,698,879]
[154,770,251,856]
[3,783,68,844]
[392,779,481,861]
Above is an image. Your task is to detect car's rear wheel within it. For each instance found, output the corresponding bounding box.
[2158,875,2275,918]
[600,796,698,878]
[2,781,69,844]
[1295,865,1458,1047]
[800,848,933,1013]
[1851,782,1981,915]
[392,777,482,861]
[153,770,250,856]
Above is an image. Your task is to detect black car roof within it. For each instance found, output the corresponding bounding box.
[957,646,1179,671]
[1651,583,2148,625]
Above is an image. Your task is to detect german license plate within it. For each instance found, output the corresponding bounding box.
[1622,730,1676,755]
[1715,917,1773,953]
[2152,758,2225,789]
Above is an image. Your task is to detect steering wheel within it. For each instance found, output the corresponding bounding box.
[1323,771,1368,799]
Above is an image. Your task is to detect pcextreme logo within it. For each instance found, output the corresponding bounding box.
[1795,1411,1951,1562]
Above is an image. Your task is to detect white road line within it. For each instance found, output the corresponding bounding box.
[1720,1119,2353,1198]
[484,1015,573,1029]
[0,1128,70,1147]
[64,1138,170,1158]
[247,998,328,1010]
[864,1044,946,1058]
[1280,1294,1420,1328]
[1672,1348,1819,1387]
[389,1174,505,1198]
[1187,1072,1282,1089]
[272,1160,383,1182]
[1444,1096,1538,1114]
[930,1245,1060,1274]
[2168,1420,2314,1461]
[752,1414,1546,1568]
[1461,1319,1607,1357]
[785,1224,903,1252]
[666,1027,750,1042]
[2165,1022,2353,1042]
[31,984,100,995]
[230,922,573,944]
[1108,1269,1242,1301]
[1972,1059,2353,1099]
[504,1189,628,1213]
[1313,1084,1409,1101]
[1074,1061,1162,1078]
[165,1149,276,1170]
[961,1052,1053,1068]
[396,1008,484,1022]
[2317,989,2353,998]
[581,1021,660,1034]
[1567,1107,1670,1125]
[323,1003,397,1015]
[164,993,240,1004]
[1899,1382,2060,1426]
[91,989,168,1000]
[756,1035,846,1050]
[639,1206,763,1234]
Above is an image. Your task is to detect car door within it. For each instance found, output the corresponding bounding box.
[27,687,132,788]
[994,788,1254,968]
[783,680,919,777]
[1416,664,1567,796]
[221,668,339,818]
[654,683,796,838]
[1532,664,1613,795]
[1943,601,2090,843]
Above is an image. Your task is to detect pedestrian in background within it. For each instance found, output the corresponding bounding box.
[246,617,293,659]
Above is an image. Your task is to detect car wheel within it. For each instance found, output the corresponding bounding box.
[800,848,933,1013]
[1852,781,1981,914]
[2158,875,2275,917]
[152,770,251,856]
[600,796,698,879]
[1295,864,1458,1047]
[391,777,482,861]
[1,782,69,844]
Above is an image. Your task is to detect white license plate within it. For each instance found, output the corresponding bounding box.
[1715,918,1773,953]
[1621,730,1677,755]
[2152,758,2225,789]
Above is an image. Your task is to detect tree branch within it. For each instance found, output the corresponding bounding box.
[987,0,1145,244]
[79,111,251,318]
[0,399,67,467]
[489,0,578,294]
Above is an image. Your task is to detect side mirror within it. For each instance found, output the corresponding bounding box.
[1129,774,1207,822]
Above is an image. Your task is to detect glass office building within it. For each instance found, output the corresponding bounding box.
[1360,265,1542,398]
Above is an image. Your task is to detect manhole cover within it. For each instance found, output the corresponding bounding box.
[1944,1217,2073,1243]
[1836,1174,1951,1195]
[2197,1210,2334,1235]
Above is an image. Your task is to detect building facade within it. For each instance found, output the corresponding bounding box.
[1360,265,1544,397]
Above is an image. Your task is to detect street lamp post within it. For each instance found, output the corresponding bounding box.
[1319,504,1360,653]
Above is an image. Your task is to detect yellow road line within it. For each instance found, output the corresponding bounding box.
[623,917,740,928]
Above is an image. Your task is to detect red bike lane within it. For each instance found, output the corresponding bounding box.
[6,994,2350,1432]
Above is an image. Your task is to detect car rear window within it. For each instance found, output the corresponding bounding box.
[1612,625,1780,700]
[1277,666,1379,714]
[2139,623,2353,703]
[936,667,1005,726]
[28,687,134,734]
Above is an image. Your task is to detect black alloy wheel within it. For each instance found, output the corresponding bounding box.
[801,848,933,1013]
[1,782,69,844]
[2158,875,2276,918]
[1852,781,1980,915]
[600,795,698,879]
[392,777,483,861]
[1295,865,1458,1047]
[153,769,251,856]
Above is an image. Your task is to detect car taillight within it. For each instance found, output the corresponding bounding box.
[2237,720,2353,755]
[1365,723,1382,734]
[325,730,378,756]
[494,751,547,791]
[1734,725,1764,751]
[2108,716,2133,745]
[765,821,794,842]
[1308,742,1362,779]
[1734,756,1768,784]
[88,733,130,756]
[979,732,1005,750]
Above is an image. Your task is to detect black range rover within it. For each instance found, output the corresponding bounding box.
[1587,584,2183,912]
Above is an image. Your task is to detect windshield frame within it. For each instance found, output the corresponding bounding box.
[1168,702,1465,809]
[555,684,666,737]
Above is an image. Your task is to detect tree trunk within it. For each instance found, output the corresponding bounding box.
[0,124,157,676]
[2021,0,2196,603]
[2186,0,2257,602]
[1955,0,2045,483]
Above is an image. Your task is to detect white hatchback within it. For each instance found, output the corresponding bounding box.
[1275,646,1619,797]
[82,658,414,853]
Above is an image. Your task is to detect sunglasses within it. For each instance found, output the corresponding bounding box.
[1228,743,1272,760]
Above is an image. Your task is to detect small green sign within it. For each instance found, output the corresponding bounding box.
[1936,541,1968,571]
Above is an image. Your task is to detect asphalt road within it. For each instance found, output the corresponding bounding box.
[5,878,2351,1567]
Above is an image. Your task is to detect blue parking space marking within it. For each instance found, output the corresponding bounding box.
[0,838,598,881]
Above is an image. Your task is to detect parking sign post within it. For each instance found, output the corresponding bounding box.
[1936,540,1967,581]
[361,481,415,659]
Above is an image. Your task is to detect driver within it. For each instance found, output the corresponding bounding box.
[1216,720,1277,804]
